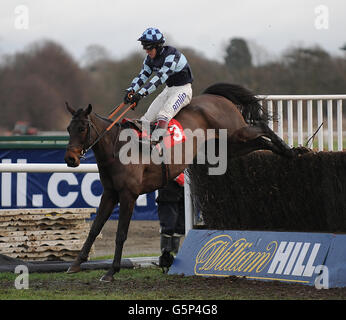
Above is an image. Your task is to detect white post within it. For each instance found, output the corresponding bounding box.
[337,99,343,151]
[327,99,333,151]
[184,169,194,235]
[317,100,324,151]
[277,100,283,139]
[287,100,294,147]
[297,100,303,146]
[267,100,273,130]
[307,100,313,149]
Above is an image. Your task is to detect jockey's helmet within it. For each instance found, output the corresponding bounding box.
[138,28,165,50]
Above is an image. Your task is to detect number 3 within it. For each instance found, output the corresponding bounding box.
[170,124,183,141]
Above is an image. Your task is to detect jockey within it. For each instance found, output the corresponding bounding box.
[124,27,193,144]
[156,172,185,270]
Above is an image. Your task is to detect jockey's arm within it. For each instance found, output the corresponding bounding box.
[127,59,152,93]
[138,55,177,96]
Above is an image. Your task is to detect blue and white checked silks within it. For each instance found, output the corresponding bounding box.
[128,46,193,96]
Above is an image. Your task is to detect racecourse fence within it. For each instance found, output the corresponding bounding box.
[258,94,346,151]
[187,151,346,233]
[185,94,346,231]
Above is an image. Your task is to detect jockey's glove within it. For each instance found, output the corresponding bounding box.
[129,92,143,107]
[123,90,134,104]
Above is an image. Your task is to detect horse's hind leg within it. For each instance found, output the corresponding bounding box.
[100,190,137,282]
[254,121,295,157]
[67,191,118,273]
[229,136,284,158]
[228,123,293,158]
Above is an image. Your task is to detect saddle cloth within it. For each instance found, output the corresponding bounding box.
[121,118,186,148]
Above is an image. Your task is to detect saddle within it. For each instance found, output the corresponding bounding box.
[121,118,185,147]
[121,119,159,141]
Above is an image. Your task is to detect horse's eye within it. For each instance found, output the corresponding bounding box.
[79,127,86,132]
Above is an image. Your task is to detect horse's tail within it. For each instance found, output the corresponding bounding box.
[203,83,268,124]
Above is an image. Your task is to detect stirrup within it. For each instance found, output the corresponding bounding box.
[151,129,166,142]
[151,140,164,156]
[151,134,164,145]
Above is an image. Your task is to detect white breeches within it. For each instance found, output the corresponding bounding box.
[140,83,192,123]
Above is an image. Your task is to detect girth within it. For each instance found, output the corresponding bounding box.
[125,119,171,187]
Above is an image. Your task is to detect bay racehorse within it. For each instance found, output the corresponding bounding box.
[64,83,302,282]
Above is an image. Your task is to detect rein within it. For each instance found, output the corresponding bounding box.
[73,102,137,160]
[67,101,170,187]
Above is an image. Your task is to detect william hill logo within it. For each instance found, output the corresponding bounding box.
[194,235,321,281]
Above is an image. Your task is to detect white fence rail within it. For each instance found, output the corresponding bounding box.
[0,163,98,173]
[258,94,346,151]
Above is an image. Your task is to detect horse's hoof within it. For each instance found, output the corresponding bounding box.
[66,265,81,274]
[293,146,312,157]
[99,274,114,283]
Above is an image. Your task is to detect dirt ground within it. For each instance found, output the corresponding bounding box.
[90,220,171,258]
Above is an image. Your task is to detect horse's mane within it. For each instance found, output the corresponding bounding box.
[203,83,269,124]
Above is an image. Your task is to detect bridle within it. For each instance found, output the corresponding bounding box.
[67,100,136,160]
[66,117,102,160]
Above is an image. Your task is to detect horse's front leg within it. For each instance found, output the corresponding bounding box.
[100,190,137,282]
[258,122,311,156]
[229,122,300,158]
[67,190,118,273]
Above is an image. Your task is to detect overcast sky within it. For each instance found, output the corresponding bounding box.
[1,0,345,63]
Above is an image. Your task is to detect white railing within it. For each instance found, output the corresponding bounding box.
[258,95,346,151]
[0,163,98,173]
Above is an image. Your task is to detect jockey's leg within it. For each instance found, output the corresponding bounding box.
[140,86,169,123]
[158,83,192,121]
[152,83,192,144]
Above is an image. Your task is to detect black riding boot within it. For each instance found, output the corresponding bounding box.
[171,235,182,255]
[159,234,174,272]
[160,234,172,253]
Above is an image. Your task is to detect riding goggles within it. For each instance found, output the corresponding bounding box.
[142,43,156,50]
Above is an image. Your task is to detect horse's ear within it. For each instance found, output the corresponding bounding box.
[65,102,75,115]
[86,104,92,115]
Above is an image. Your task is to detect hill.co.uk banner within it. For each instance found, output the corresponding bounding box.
[0,149,158,220]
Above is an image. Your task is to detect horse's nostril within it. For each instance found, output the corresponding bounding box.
[65,156,75,165]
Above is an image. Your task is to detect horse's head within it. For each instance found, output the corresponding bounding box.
[64,102,92,167]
